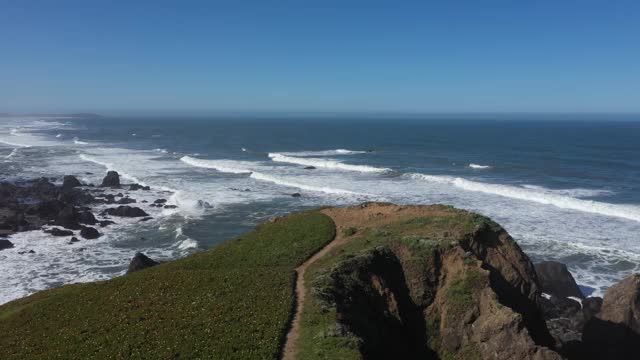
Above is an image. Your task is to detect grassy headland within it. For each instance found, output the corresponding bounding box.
[0,210,335,359]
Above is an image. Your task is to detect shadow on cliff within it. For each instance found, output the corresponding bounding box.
[327,248,439,359]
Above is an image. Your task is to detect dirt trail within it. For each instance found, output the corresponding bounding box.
[282,203,438,359]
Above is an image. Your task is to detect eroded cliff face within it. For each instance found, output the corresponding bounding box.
[310,203,560,360]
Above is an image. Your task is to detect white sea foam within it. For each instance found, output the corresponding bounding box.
[78,154,147,185]
[55,134,63,138]
[268,153,389,173]
[408,173,640,222]
[249,171,363,195]
[175,226,198,250]
[73,137,89,145]
[469,163,492,169]
[278,149,368,156]
[154,148,168,154]
[4,148,18,159]
[0,139,31,148]
[520,185,613,198]
[180,156,253,174]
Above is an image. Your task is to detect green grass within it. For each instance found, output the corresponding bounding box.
[0,210,335,360]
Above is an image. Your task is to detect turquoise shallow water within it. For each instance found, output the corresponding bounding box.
[1,114,639,302]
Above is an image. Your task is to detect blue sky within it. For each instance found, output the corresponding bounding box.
[1,0,638,113]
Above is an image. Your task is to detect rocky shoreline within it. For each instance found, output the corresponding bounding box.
[0,172,168,256]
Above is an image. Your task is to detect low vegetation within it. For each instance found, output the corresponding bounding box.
[0,211,335,359]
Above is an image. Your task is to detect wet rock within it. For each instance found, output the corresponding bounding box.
[129,184,150,191]
[55,205,81,229]
[103,206,149,218]
[18,249,35,254]
[100,171,120,187]
[62,175,82,189]
[45,227,74,236]
[153,199,167,204]
[582,297,603,322]
[127,252,159,274]
[116,197,136,205]
[0,239,14,250]
[291,193,302,198]
[77,210,97,225]
[539,294,582,320]
[304,166,316,170]
[139,217,153,222]
[163,205,177,209]
[80,226,100,239]
[535,261,584,299]
[68,236,79,244]
[99,220,115,227]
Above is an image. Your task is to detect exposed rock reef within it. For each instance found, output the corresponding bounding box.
[0,172,165,249]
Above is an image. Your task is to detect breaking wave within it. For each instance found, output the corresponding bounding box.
[277,149,369,156]
[408,173,640,222]
[180,156,253,174]
[268,153,389,173]
[249,172,363,195]
[469,163,492,169]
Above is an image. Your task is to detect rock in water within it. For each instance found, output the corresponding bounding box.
[77,210,97,225]
[0,239,14,250]
[62,175,82,189]
[116,197,136,205]
[101,171,120,187]
[127,252,159,274]
[291,193,301,198]
[45,228,74,237]
[535,261,584,299]
[129,184,150,191]
[103,206,149,217]
[80,226,100,239]
[55,205,81,229]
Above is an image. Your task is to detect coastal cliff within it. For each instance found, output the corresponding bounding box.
[0,200,638,359]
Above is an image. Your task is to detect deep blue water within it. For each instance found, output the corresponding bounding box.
[1,114,639,302]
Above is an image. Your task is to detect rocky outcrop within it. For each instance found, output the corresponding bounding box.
[127,252,159,273]
[44,228,74,237]
[62,175,82,189]
[582,274,640,359]
[55,205,81,229]
[0,239,14,250]
[103,206,148,217]
[101,171,120,187]
[311,208,560,359]
[535,261,584,299]
[116,197,136,204]
[80,226,100,239]
[129,184,150,191]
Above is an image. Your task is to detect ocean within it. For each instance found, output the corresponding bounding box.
[1,114,639,304]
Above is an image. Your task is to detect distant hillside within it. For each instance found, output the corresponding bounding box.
[0,112,102,118]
